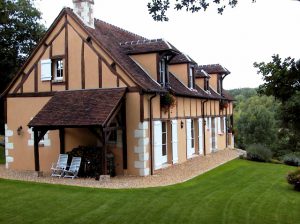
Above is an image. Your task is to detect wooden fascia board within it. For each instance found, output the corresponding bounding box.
[0,8,68,99]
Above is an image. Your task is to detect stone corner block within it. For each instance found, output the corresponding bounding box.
[134,161,147,169]
[134,129,146,138]
[138,122,149,130]
[139,168,150,176]
[134,146,147,154]
[139,153,149,161]
[5,143,14,150]
[138,137,149,147]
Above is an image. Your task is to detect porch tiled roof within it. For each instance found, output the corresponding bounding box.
[28,88,126,128]
[169,54,196,65]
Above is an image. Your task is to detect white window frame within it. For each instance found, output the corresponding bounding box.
[159,58,166,87]
[188,66,194,89]
[191,119,195,149]
[162,121,167,157]
[54,59,64,81]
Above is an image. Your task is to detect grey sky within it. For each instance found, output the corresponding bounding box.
[35,0,300,90]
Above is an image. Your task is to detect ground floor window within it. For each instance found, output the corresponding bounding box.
[162,121,167,156]
[191,119,195,148]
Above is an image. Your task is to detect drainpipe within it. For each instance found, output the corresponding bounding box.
[149,93,157,175]
[201,99,208,156]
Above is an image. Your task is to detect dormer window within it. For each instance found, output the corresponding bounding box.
[204,78,209,91]
[159,57,168,87]
[54,59,64,81]
[188,66,195,89]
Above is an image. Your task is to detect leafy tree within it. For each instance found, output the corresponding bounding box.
[147,0,256,21]
[254,55,300,155]
[234,94,279,149]
[0,0,46,133]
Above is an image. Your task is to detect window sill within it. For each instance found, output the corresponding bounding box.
[218,132,225,135]
[52,80,65,85]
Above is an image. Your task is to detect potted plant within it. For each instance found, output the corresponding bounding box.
[160,93,176,113]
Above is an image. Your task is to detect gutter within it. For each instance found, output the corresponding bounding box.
[149,93,157,175]
[201,99,208,156]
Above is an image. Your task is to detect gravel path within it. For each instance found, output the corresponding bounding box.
[0,148,241,189]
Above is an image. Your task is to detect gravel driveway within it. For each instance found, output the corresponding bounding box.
[0,148,241,189]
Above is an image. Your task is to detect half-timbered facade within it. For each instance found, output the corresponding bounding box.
[1,0,234,177]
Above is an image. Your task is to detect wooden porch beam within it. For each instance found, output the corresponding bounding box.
[59,128,65,154]
[33,129,40,171]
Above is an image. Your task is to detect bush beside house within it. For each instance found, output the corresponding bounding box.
[246,144,272,162]
[287,168,300,191]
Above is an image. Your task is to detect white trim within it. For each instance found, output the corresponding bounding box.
[171,120,178,164]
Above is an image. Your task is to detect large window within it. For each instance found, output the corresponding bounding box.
[191,120,195,148]
[159,58,168,87]
[188,66,194,89]
[162,121,167,156]
[54,59,64,81]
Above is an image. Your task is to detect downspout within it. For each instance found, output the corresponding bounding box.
[149,93,157,175]
[201,99,208,156]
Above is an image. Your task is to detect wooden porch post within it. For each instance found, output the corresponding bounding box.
[59,128,65,154]
[103,130,108,175]
[33,128,40,171]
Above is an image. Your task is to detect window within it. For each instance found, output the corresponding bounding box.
[159,58,168,87]
[108,123,117,144]
[204,78,209,91]
[162,121,167,156]
[54,59,64,81]
[220,117,225,133]
[217,77,222,93]
[191,120,195,148]
[188,66,194,89]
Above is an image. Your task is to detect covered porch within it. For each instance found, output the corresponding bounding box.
[28,88,127,177]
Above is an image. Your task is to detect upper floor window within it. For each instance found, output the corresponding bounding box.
[188,66,194,89]
[159,57,168,87]
[217,76,222,94]
[41,58,64,82]
[54,59,64,81]
[204,78,209,91]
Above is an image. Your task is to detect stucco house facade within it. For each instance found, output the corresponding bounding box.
[1,0,234,177]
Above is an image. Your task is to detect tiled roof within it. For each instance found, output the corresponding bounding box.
[120,39,180,54]
[198,64,230,74]
[169,53,196,65]
[28,88,126,128]
[195,67,210,78]
[169,73,225,99]
[222,89,234,101]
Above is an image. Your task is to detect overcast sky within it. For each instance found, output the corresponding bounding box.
[35,0,300,90]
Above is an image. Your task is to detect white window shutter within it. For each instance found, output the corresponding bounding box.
[153,121,162,170]
[41,59,52,81]
[186,119,192,159]
[171,120,178,164]
[223,117,226,133]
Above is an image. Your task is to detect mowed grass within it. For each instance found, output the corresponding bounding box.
[0,159,299,224]
[0,146,5,164]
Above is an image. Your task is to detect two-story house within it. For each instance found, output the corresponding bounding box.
[1,0,234,177]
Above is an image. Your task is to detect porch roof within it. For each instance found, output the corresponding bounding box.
[28,88,126,128]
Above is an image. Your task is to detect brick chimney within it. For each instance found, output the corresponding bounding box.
[72,0,94,28]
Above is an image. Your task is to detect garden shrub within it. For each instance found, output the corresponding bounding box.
[246,143,272,162]
[282,152,300,167]
[286,168,300,191]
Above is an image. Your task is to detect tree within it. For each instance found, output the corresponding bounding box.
[0,0,46,133]
[254,55,300,155]
[233,94,279,149]
[147,0,256,21]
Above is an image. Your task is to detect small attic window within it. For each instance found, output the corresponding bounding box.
[204,78,209,91]
[188,66,195,89]
[53,59,64,81]
[159,57,168,87]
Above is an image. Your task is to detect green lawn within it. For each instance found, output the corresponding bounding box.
[0,159,299,224]
[0,145,5,164]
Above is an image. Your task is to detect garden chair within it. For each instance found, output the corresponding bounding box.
[51,154,68,178]
[63,157,82,179]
